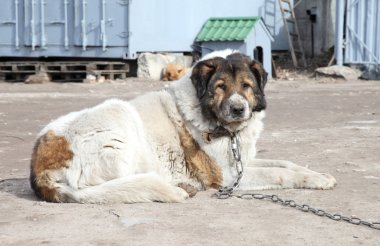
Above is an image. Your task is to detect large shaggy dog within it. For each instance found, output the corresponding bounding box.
[30,50,336,203]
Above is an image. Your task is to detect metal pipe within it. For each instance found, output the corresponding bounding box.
[335,0,345,66]
[357,0,365,61]
[81,0,87,50]
[40,0,46,49]
[377,0,380,61]
[366,0,375,63]
[126,0,131,58]
[101,0,107,51]
[64,0,69,49]
[15,0,19,49]
[31,0,36,51]
[311,23,314,58]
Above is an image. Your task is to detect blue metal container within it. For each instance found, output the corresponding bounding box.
[0,0,290,59]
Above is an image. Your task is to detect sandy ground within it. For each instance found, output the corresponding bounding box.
[0,77,379,245]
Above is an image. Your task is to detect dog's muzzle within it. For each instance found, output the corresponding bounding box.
[220,93,250,123]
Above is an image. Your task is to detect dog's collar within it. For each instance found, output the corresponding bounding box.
[202,126,234,143]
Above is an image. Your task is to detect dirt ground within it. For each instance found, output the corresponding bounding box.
[0,76,379,245]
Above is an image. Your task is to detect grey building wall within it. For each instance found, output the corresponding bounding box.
[294,0,336,57]
[129,0,291,57]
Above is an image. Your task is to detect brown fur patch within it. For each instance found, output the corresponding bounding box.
[162,63,188,81]
[178,126,223,189]
[30,130,73,202]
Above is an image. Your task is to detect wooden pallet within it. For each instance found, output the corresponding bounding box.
[278,0,307,67]
[0,61,130,82]
[0,62,40,82]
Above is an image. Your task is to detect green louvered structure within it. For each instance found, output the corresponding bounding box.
[195,16,273,79]
[195,17,261,42]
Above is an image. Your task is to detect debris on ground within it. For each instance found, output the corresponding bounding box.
[360,64,380,80]
[24,71,51,84]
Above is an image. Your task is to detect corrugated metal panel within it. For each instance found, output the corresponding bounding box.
[0,0,129,58]
[195,17,260,42]
[345,0,380,64]
[0,0,291,59]
[0,0,21,48]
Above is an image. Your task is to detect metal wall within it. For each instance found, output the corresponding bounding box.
[128,0,291,58]
[344,0,380,64]
[0,0,129,58]
[0,0,290,59]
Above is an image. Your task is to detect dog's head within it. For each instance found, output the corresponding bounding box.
[190,53,267,131]
[163,63,186,81]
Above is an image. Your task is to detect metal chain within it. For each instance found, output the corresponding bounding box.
[216,133,244,195]
[215,191,380,230]
[213,132,380,231]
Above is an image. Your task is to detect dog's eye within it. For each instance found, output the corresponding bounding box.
[216,84,227,91]
[241,82,251,89]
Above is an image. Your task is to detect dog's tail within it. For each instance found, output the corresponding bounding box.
[31,172,189,203]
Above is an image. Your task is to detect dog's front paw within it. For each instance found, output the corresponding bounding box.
[171,186,190,202]
[178,183,198,197]
[319,173,337,189]
[303,172,337,190]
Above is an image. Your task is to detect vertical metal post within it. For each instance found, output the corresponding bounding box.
[40,0,46,48]
[357,0,364,61]
[81,0,87,50]
[335,0,345,66]
[377,1,380,61]
[64,0,69,49]
[15,0,20,49]
[101,0,107,51]
[31,0,36,50]
[366,0,375,63]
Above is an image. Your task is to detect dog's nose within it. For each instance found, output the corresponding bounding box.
[231,105,245,117]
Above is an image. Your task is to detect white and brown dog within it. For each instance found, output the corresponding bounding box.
[30,50,336,203]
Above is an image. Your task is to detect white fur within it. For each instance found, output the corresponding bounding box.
[37,50,336,204]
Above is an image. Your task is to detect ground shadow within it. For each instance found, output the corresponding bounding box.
[0,178,39,201]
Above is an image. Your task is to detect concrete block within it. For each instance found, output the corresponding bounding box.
[137,53,193,80]
[315,65,361,80]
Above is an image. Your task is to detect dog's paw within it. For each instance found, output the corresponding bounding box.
[303,172,337,190]
[178,183,198,197]
[320,173,337,189]
[170,186,190,202]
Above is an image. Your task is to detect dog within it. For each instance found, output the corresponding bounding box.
[162,63,188,81]
[30,50,336,203]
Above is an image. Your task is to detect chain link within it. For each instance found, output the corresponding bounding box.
[217,133,243,195]
[213,132,380,231]
[214,191,380,230]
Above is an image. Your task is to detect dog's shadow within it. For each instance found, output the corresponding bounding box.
[0,178,39,201]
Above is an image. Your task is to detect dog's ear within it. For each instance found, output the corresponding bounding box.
[249,61,268,93]
[226,53,267,92]
[162,67,169,81]
[191,57,223,98]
